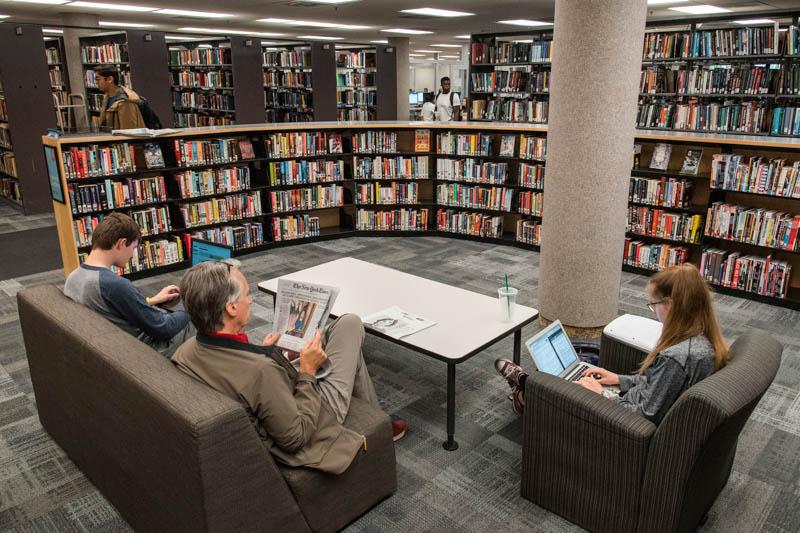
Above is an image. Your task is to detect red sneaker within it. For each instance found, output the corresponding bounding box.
[391,419,408,442]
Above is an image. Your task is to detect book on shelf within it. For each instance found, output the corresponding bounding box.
[623,239,689,271]
[353,131,397,154]
[436,132,492,157]
[499,135,516,158]
[273,278,339,356]
[414,129,430,152]
[520,163,545,189]
[175,167,251,198]
[516,219,541,245]
[180,192,262,228]
[629,177,693,208]
[355,208,429,231]
[627,206,704,244]
[356,182,419,205]
[633,143,642,170]
[269,184,344,212]
[68,175,167,214]
[437,208,504,238]
[437,184,513,212]
[84,237,186,276]
[329,134,343,154]
[518,191,543,216]
[174,138,239,167]
[680,149,703,175]
[705,202,800,251]
[700,248,791,298]
[270,159,344,186]
[361,306,436,340]
[649,143,672,171]
[62,144,136,179]
[266,132,333,157]
[519,136,546,160]
[355,156,427,180]
[185,222,265,251]
[436,158,507,185]
[144,143,165,169]
[710,153,800,198]
[239,139,256,160]
[272,215,320,241]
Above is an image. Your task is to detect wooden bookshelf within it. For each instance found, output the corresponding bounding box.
[45,36,72,130]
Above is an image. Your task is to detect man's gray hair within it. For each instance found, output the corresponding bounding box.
[180,259,245,335]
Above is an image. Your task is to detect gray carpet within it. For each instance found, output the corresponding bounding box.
[1,236,799,532]
[0,227,63,281]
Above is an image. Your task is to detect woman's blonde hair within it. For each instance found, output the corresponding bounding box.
[640,263,729,373]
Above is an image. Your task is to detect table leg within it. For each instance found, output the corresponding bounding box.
[513,329,522,365]
[442,362,458,451]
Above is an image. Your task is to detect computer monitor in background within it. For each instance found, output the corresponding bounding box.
[190,239,233,266]
[409,92,422,105]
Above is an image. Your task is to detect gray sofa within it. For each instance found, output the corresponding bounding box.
[18,285,397,533]
[520,329,782,533]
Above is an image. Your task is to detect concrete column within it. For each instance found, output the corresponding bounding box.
[60,13,99,129]
[389,37,409,120]
[538,0,647,331]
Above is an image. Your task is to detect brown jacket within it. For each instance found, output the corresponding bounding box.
[172,334,365,474]
[98,86,146,131]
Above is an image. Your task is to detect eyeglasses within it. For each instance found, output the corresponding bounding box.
[647,299,668,313]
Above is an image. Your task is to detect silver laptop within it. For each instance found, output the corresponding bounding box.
[526,320,620,399]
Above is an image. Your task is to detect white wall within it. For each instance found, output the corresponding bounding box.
[411,64,435,92]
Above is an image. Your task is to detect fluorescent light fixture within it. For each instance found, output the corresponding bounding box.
[512,39,533,43]
[297,35,344,41]
[454,35,470,39]
[257,18,369,29]
[400,8,474,17]
[43,28,64,33]
[198,44,213,48]
[734,18,775,25]
[668,5,731,14]
[647,0,688,4]
[99,21,154,27]
[414,49,438,53]
[179,27,285,37]
[498,19,552,27]
[381,28,434,35]
[155,9,233,18]
[0,15,9,19]
[370,39,388,44]
[409,53,425,56]
[10,0,69,4]
[69,2,157,12]
[432,44,461,48]
[440,55,459,58]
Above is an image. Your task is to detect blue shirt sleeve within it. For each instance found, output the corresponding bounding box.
[99,271,189,339]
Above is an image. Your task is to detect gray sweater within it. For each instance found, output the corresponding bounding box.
[616,334,716,424]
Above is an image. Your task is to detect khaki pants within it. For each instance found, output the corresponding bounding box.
[318,314,381,424]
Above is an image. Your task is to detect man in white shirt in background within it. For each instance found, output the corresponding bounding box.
[435,77,461,122]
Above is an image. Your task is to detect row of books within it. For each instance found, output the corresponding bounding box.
[353,131,396,154]
[45,47,61,65]
[520,163,545,189]
[637,100,772,134]
[190,222,265,250]
[81,43,127,64]
[180,192,262,229]
[471,40,553,65]
[175,167,251,199]
[84,68,131,89]
[642,27,779,60]
[337,89,376,107]
[174,113,235,128]
[266,132,341,157]
[0,177,21,202]
[629,177,693,208]
[87,93,104,113]
[771,107,800,136]
[0,97,8,122]
[437,208,504,239]
[711,154,800,198]
[336,71,375,87]
[700,248,792,298]
[623,239,690,271]
[516,219,541,245]
[62,144,136,179]
[68,176,167,215]
[87,236,186,276]
[174,138,248,167]
[437,184,513,212]
[269,160,345,186]
[787,26,800,56]
[337,108,375,121]
[705,202,800,251]
[354,156,428,180]
[266,90,312,109]
[640,64,788,96]
[436,133,492,157]
[436,158,507,185]
[627,206,705,244]
[263,49,311,68]
[356,182,418,205]
[336,50,375,69]
[169,48,231,66]
[273,215,319,241]
[264,70,312,88]
[48,67,66,88]
[0,152,16,177]
[269,185,344,213]
[0,126,11,149]
[471,70,548,93]
[173,70,233,89]
[174,92,235,113]
[518,191,543,216]
[266,110,313,123]
[520,135,547,160]
[355,208,428,232]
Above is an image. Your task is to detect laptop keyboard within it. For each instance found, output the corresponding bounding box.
[567,364,590,381]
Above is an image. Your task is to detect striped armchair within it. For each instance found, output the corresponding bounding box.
[520,330,782,533]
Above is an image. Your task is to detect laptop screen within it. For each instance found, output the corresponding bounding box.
[526,321,578,376]
[191,239,232,266]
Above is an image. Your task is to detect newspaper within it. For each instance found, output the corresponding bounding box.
[273,279,339,354]
[111,128,180,137]
[361,306,436,339]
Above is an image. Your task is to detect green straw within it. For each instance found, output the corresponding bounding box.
[505,274,510,317]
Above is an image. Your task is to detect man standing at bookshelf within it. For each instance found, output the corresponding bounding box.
[94,66,146,131]
[435,77,461,122]
[63,213,193,358]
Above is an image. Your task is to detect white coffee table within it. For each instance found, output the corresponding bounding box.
[258,257,538,450]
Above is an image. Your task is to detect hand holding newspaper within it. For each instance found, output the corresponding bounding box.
[273,279,339,378]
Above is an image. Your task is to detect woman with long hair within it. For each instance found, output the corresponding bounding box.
[495,264,729,423]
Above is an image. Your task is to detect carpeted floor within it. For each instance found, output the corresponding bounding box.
[0,236,799,532]
[0,227,63,281]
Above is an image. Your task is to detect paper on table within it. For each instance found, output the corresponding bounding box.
[361,306,436,339]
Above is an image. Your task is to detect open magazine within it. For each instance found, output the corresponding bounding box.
[361,306,436,339]
[273,279,339,377]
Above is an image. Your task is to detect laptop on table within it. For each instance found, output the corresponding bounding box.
[526,320,620,399]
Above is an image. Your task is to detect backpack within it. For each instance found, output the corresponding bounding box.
[434,91,459,114]
[137,97,163,129]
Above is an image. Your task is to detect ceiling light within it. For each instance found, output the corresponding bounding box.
[498,19,552,27]
[734,19,775,25]
[179,27,285,37]
[512,39,533,43]
[381,28,434,35]
[257,18,369,29]
[400,8,474,17]
[98,21,154,27]
[155,9,233,18]
[668,5,731,14]
[10,0,69,4]
[197,44,213,48]
[414,49,438,53]
[370,39,388,44]
[0,15,10,18]
[69,2,157,12]
[440,55,459,58]
[647,0,688,4]
[432,44,461,48]
[297,35,344,41]
[43,28,64,33]
[409,53,425,56]
[455,35,470,39]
